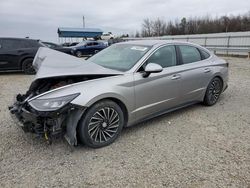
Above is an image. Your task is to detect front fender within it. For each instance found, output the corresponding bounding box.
[29,74,135,114]
[84,93,128,107]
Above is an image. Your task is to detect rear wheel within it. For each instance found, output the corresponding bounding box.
[22,58,36,74]
[76,51,82,57]
[203,77,223,106]
[78,100,124,148]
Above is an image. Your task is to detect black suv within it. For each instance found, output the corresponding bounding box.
[0,38,44,74]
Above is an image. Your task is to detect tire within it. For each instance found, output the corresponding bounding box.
[203,77,223,106]
[78,100,124,148]
[76,51,82,58]
[22,58,36,75]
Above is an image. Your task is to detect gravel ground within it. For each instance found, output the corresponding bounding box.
[0,57,250,188]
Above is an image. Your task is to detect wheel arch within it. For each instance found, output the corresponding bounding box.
[84,97,129,127]
[201,74,224,102]
[74,97,129,145]
[211,74,224,89]
[105,97,128,126]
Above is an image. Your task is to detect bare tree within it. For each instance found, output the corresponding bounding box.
[141,18,153,37]
[140,11,250,36]
[179,17,187,34]
[135,30,140,38]
[152,18,167,36]
[221,16,230,32]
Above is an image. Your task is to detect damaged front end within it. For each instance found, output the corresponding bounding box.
[9,47,122,146]
[9,74,108,145]
[9,91,85,145]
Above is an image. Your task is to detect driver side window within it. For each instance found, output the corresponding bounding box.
[145,45,177,69]
[87,42,93,46]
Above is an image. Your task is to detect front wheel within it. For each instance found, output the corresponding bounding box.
[203,77,223,106]
[78,100,124,148]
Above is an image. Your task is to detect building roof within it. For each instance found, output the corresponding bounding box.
[58,27,103,38]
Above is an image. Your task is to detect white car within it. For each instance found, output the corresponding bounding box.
[101,33,115,40]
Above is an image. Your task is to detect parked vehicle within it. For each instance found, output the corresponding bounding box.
[42,41,72,55]
[0,38,44,74]
[107,38,125,45]
[101,32,115,40]
[71,41,107,57]
[9,40,228,148]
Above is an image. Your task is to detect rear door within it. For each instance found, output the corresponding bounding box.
[0,39,20,70]
[176,45,213,103]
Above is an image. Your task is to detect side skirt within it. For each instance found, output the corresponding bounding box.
[127,101,200,127]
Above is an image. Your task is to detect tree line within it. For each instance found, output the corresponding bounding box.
[138,11,250,37]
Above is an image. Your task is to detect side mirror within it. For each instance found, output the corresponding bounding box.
[143,63,163,77]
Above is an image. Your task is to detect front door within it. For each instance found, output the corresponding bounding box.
[133,45,182,121]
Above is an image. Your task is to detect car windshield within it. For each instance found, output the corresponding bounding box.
[88,43,151,71]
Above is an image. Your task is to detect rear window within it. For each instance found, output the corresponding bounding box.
[87,42,93,46]
[0,39,20,50]
[0,39,40,50]
[179,45,201,64]
[200,49,210,59]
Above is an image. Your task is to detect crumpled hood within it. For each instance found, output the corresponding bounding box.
[33,47,122,79]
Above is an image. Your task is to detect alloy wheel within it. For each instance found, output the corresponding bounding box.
[23,62,35,74]
[76,51,82,57]
[88,107,120,143]
[208,79,222,104]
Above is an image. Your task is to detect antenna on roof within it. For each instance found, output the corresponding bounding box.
[83,16,85,28]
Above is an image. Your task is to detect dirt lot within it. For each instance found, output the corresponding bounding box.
[0,57,249,188]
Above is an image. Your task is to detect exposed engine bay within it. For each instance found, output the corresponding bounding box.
[8,47,123,146]
[27,75,111,96]
[9,74,114,145]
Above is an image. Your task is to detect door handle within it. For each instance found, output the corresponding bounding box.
[171,74,181,80]
[204,68,211,73]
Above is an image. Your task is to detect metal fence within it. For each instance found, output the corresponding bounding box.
[124,31,250,58]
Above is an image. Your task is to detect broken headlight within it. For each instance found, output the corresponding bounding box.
[28,93,80,112]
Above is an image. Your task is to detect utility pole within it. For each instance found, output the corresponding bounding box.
[83,16,85,28]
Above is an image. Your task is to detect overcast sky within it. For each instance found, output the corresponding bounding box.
[0,0,249,42]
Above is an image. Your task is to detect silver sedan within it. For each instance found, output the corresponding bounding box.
[9,40,228,148]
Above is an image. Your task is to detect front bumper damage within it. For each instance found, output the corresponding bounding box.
[9,94,85,145]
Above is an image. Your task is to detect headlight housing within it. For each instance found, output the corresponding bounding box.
[28,93,80,112]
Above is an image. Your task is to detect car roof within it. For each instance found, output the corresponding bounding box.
[122,40,199,47]
[120,40,211,55]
